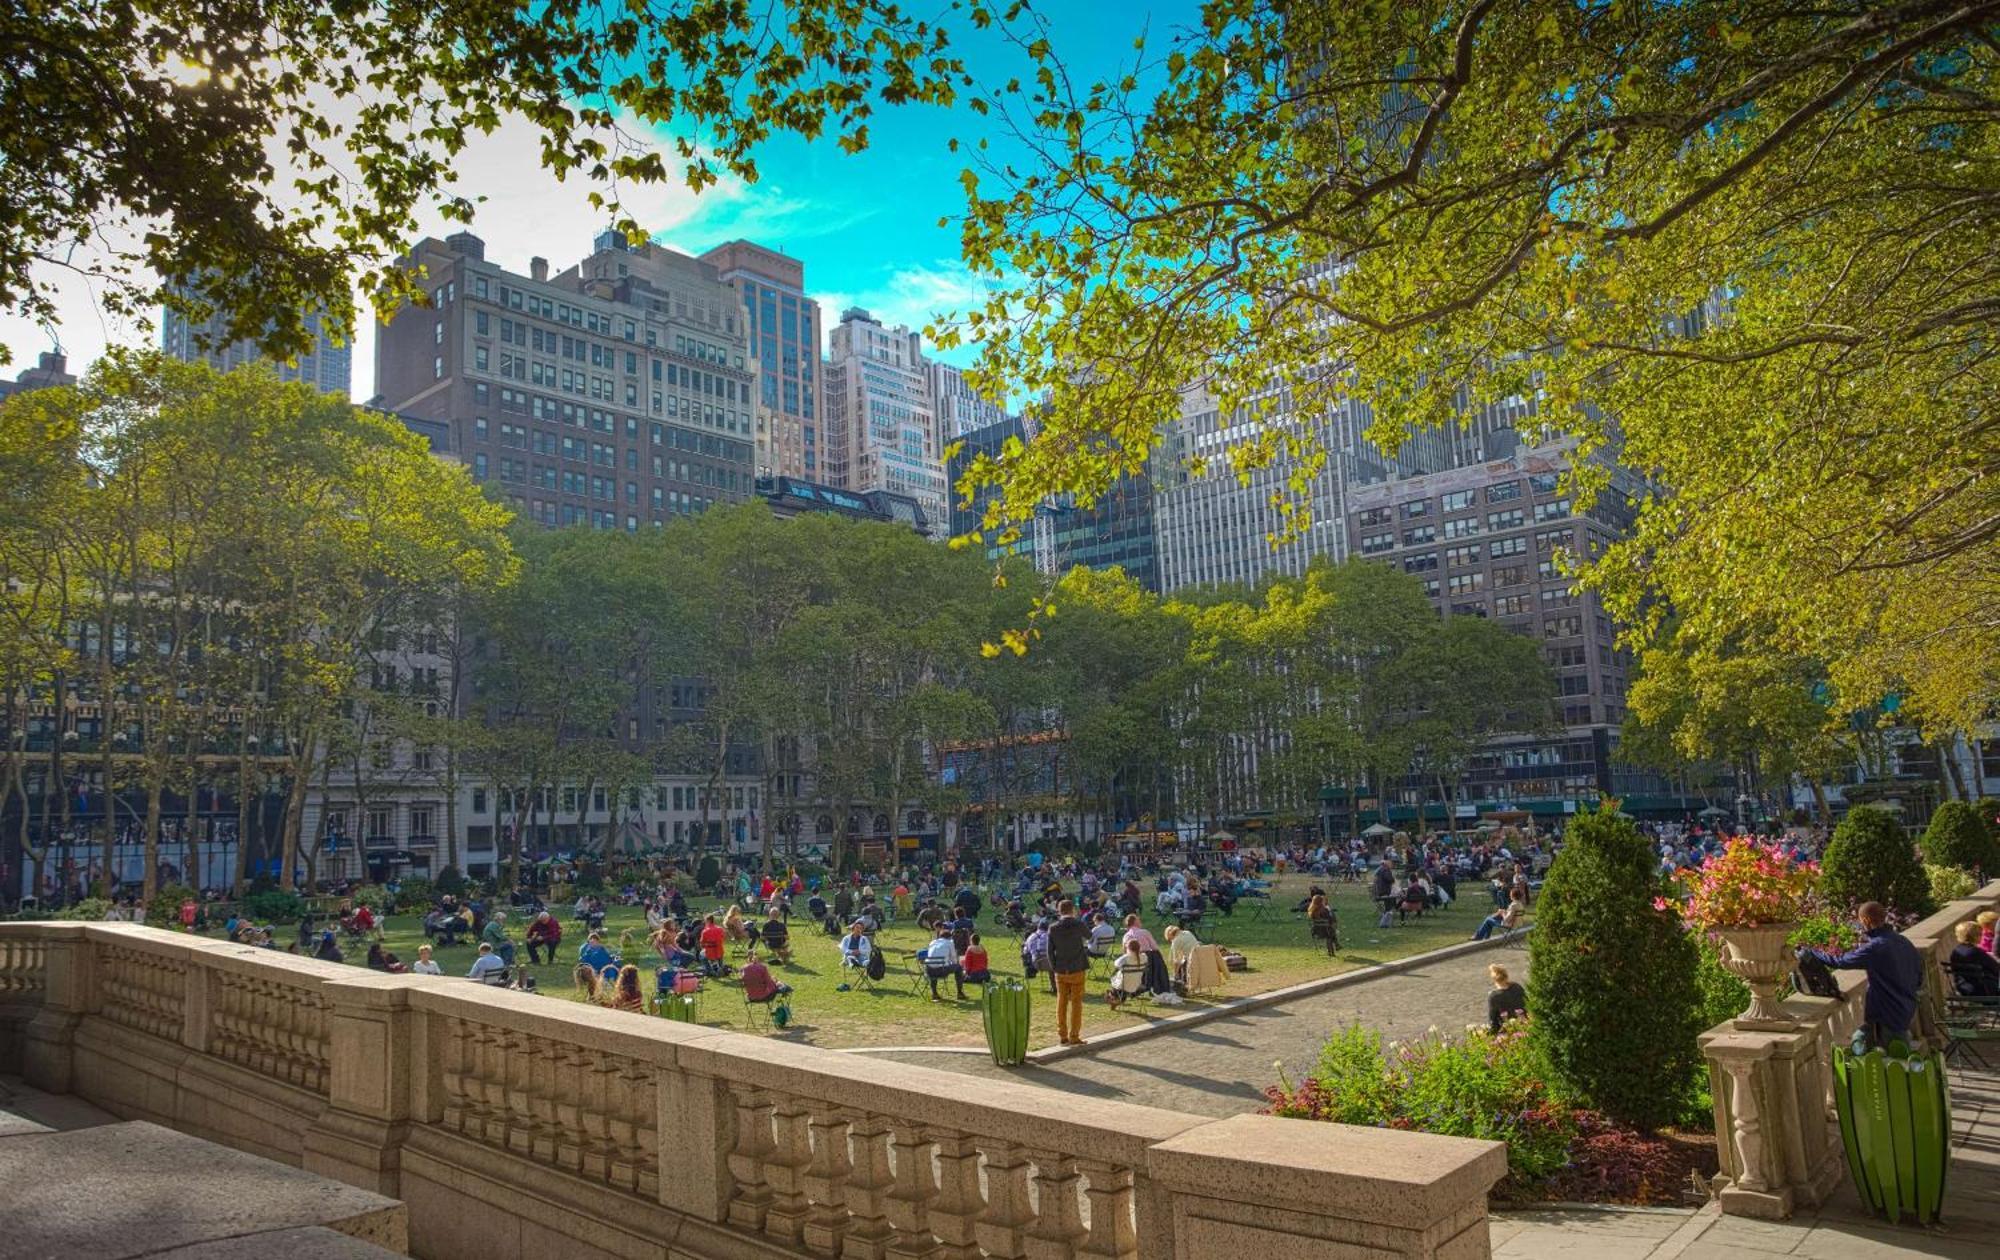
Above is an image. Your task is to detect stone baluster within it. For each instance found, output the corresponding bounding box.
[1075,1161,1137,1260]
[504,1031,535,1157]
[478,1024,511,1148]
[726,1086,777,1232]
[629,1065,660,1201]
[608,1064,649,1194]
[439,1016,469,1132]
[975,1140,1035,1260]
[581,1058,616,1181]
[841,1114,896,1260]
[763,1093,816,1244]
[1726,1059,1770,1193]
[926,1130,985,1260]
[885,1123,939,1258]
[1024,1151,1087,1260]
[801,1105,854,1256]
[554,1044,585,1172]
[527,1038,558,1163]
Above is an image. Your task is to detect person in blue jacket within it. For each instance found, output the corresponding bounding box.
[1800,901,1924,1047]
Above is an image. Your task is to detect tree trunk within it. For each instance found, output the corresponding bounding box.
[142,775,164,902]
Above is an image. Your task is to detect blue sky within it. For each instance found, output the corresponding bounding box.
[0,4,1201,388]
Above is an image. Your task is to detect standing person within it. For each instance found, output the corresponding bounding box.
[1800,902,1924,1047]
[1047,900,1090,1046]
[1487,964,1527,1032]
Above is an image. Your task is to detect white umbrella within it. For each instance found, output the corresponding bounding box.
[1362,822,1395,838]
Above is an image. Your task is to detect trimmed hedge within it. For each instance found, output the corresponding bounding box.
[1821,805,1932,917]
[1527,810,1702,1132]
[1921,801,1999,880]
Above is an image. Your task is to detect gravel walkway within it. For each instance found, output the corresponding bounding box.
[870,938,1531,1117]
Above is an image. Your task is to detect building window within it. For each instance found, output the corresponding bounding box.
[1443,490,1477,511]
[409,808,433,839]
[367,808,393,841]
[1400,499,1430,518]
[1486,481,1522,503]
[472,788,487,814]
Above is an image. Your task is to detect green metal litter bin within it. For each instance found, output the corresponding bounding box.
[1831,1039,1951,1226]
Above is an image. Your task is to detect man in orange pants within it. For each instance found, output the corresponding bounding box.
[1047,899,1091,1046]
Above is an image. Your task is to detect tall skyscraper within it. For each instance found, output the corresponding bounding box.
[1153,376,1528,592]
[161,288,352,396]
[822,308,948,538]
[374,231,756,530]
[700,241,823,480]
[1343,440,1644,809]
[928,361,1014,445]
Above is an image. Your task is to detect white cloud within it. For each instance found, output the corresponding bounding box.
[813,259,1005,366]
[0,106,867,393]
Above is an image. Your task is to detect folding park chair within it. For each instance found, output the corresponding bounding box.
[1927,964,2000,1071]
[903,952,934,998]
[743,990,778,1031]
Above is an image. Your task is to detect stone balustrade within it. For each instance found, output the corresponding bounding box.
[1700,876,2000,1220]
[0,921,1509,1260]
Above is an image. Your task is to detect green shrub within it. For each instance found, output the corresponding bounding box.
[1267,1023,1575,1182]
[1927,863,1978,906]
[1527,809,1703,1132]
[393,876,434,912]
[147,883,198,928]
[1921,801,1999,880]
[1820,806,1932,917]
[695,854,721,891]
[1789,908,1860,953]
[433,865,466,897]
[240,889,307,923]
[46,898,112,921]
[573,864,606,894]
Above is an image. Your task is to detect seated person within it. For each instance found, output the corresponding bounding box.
[1020,924,1052,983]
[961,934,991,985]
[740,955,792,1006]
[1085,914,1117,958]
[839,924,874,972]
[365,942,407,973]
[577,931,617,973]
[916,901,947,932]
[1472,895,1525,941]
[921,927,966,1001]
[467,942,509,984]
[1166,924,1201,982]
[1950,921,2000,997]
[759,911,792,964]
[807,893,830,923]
[608,964,646,1012]
[1107,940,1148,1009]
[1397,881,1428,919]
[409,945,441,975]
[1306,894,1340,954]
[950,913,976,954]
[525,911,564,964]
[1000,900,1029,932]
[698,915,729,976]
[1292,884,1327,914]
[575,962,608,1004]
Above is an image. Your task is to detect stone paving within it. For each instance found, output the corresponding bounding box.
[869,936,1532,1116]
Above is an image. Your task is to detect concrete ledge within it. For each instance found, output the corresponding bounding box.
[0,1119,407,1257]
[1028,925,1533,1065]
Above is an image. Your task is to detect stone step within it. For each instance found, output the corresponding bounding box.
[0,1120,408,1259]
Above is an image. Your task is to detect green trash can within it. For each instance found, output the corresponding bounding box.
[1831,1036,1951,1226]
[981,980,1031,1066]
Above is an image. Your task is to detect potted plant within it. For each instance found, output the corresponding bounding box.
[1658,837,1818,1030]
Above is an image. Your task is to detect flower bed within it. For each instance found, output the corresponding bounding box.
[1264,1020,1718,1205]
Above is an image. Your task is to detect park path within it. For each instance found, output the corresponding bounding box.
[869,938,1531,1117]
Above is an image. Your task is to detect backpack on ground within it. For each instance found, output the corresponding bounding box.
[865,948,886,982]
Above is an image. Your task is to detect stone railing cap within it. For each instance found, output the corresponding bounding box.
[1147,1114,1508,1222]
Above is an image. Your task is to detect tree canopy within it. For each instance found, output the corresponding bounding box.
[950,0,2000,735]
[1,0,975,362]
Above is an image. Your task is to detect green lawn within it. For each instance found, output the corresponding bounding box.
[230,875,1506,1050]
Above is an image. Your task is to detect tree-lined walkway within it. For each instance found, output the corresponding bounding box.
[869,941,1530,1118]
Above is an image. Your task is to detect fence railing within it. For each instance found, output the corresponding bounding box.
[1700,877,2000,1220]
[0,921,1508,1260]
